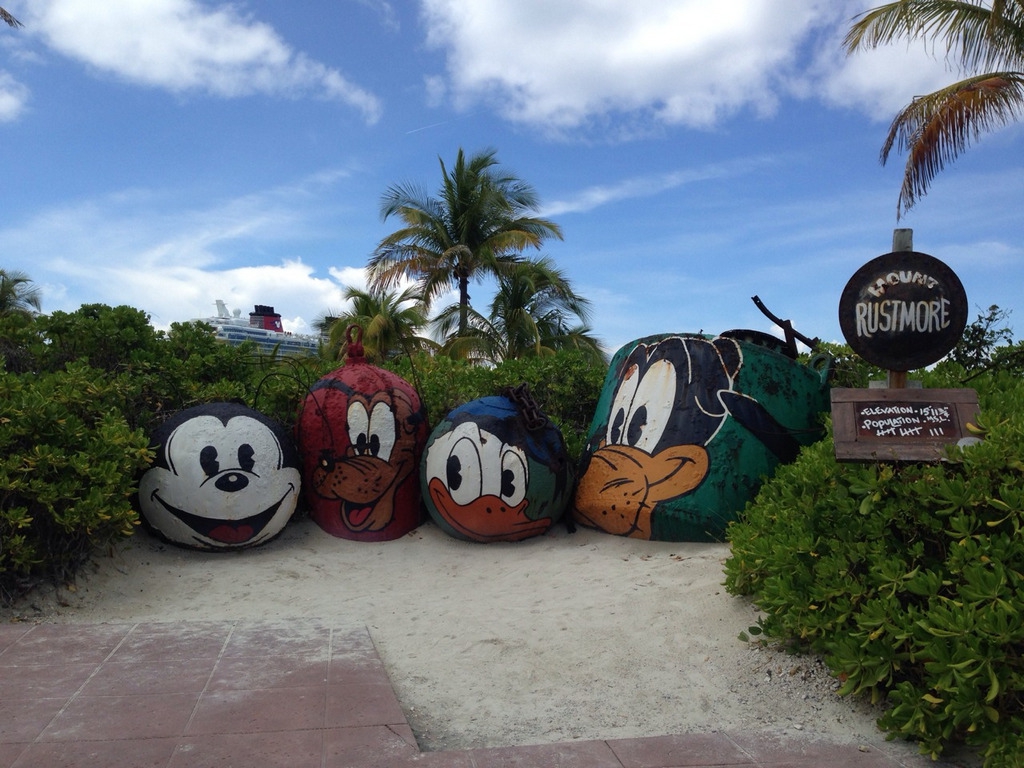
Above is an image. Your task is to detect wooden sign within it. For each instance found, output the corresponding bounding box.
[831,388,980,462]
[838,251,968,371]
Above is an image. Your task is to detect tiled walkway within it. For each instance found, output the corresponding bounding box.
[0,620,968,768]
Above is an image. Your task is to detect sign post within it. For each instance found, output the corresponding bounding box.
[832,231,978,461]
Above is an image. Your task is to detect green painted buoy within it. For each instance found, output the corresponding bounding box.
[572,332,831,542]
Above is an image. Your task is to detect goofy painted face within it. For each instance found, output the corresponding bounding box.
[572,336,741,539]
[138,403,301,550]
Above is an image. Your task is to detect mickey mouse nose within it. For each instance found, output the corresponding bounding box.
[215,472,249,493]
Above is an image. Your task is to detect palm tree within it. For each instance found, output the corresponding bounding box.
[368,148,563,336]
[324,284,434,363]
[1,8,21,28]
[434,256,605,365]
[0,269,42,317]
[845,0,1024,218]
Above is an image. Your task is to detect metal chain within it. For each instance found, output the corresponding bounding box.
[504,383,549,432]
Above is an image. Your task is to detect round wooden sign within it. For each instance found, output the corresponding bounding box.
[839,251,967,371]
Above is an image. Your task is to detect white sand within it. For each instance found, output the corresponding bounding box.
[3,517,959,760]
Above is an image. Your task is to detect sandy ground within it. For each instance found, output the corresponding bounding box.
[1,516,976,762]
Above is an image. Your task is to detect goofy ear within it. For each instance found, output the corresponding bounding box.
[710,337,742,379]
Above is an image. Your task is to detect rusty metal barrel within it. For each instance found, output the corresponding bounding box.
[572,331,831,542]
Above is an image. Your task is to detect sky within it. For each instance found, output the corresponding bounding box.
[2,0,1022,356]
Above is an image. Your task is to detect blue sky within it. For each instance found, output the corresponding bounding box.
[1,0,1021,355]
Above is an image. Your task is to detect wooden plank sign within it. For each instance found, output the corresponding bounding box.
[831,388,980,462]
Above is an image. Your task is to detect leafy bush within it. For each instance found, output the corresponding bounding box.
[37,304,165,372]
[386,349,607,461]
[0,364,153,601]
[810,340,884,389]
[949,305,1013,372]
[0,312,42,374]
[29,306,330,434]
[724,367,1024,767]
[0,305,333,602]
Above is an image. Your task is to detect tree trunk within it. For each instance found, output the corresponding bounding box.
[458,274,470,336]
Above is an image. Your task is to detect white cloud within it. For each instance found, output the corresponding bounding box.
[356,0,400,32]
[0,172,371,335]
[808,19,958,121]
[417,0,988,134]
[24,0,381,121]
[543,156,777,216]
[420,0,835,131]
[0,70,28,121]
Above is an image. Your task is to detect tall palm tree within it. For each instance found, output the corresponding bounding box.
[845,0,1024,218]
[368,148,563,336]
[0,269,42,317]
[1,8,21,28]
[434,256,605,365]
[324,284,433,363]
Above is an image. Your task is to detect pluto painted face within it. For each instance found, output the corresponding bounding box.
[296,352,429,542]
[422,395,572,543]
[138,402,301,550]
[308,387,422,534]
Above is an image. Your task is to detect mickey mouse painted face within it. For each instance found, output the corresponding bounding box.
[138,403,301,550]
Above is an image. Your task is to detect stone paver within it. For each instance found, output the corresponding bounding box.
[0,620,971,768]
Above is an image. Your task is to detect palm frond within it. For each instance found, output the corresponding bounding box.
[0,269,42,317]
[1,8,22,28]
[883,71,1024,216]
[845,0,1024,73]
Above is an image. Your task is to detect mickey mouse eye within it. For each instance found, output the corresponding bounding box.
[200,445,219,477]
[238,443,256,473]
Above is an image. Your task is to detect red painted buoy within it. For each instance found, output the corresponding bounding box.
[296,326,429,541]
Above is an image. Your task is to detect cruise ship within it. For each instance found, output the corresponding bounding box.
[201,301,321,356]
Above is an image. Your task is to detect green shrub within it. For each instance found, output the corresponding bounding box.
[386,349,607,461]
[38,304,164,372]
[724,369,1024,767]
[0,312,42,374]
[250,353,336,430]
[810,340,885,388]
[0,363,153,601]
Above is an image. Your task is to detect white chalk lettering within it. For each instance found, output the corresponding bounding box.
[866,270,940,298]
[857,401,957,439]
[854,298,950,338]
[860,405,915,416]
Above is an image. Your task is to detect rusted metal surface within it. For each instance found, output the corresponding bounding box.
[295,325,429,542]
[838,251,967,371]
[747,295,821,358]
[572,332,831,542]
